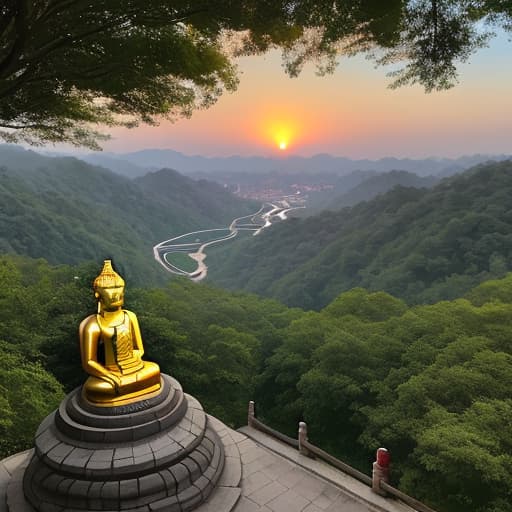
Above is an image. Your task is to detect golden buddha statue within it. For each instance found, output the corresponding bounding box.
[79,260,161,405]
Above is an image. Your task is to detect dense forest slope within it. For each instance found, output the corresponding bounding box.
[1,254,511,512]
[0,145,256,285]
[328,169,439,210]
[134,168,252,223]
[207,160,512,308]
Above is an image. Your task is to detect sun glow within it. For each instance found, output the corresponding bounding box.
[259,119,296,152]
[255,109,318,153]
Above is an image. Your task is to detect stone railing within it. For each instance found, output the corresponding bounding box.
[247,401,437,512]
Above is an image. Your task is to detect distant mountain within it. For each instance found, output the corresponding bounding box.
[207,160,512,308]
[81,153,149,178]
[0,145,255,285]
[73,148,512,178]
[328,170,439,210]
[134,168,258,227]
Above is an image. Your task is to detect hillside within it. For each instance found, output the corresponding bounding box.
[80,152,149,178]
[0,145,256,285]
[328,170,439,210]
[207,160,512,308]
[134,168,256,222]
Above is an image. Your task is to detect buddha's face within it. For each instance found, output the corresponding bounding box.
[96,285,125,311]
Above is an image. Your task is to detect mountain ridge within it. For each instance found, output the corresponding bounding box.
[328,170,440,210]
[41,145,512,178]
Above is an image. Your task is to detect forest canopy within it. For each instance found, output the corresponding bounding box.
[0,0,511,147]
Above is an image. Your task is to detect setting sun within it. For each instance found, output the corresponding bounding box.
[273,125,293,151]
[255,112,303,153]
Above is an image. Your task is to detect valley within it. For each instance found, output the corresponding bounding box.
[206,160,512,309]
[0,145,258,286]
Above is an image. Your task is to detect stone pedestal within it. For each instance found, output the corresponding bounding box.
[17,374,225,512]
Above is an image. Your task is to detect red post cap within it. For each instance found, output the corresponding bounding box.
[376,447,390,467]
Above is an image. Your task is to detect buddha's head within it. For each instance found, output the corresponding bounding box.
[93,260,125,312]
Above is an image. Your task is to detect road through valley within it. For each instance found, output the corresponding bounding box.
[153,201,304,281]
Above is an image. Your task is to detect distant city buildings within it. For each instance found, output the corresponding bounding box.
[232,182,333,205]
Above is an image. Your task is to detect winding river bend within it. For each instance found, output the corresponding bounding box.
[153,200,304,281]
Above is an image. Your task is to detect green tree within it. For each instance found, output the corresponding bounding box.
[0,342,64,458]
[0,0,399,147]
[1,1,511,147]
[377,0,490,91]
[413,400,512,512]
[323,288,407,321]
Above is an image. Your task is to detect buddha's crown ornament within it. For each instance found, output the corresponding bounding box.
[93,259,125,290]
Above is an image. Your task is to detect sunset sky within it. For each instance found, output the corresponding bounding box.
[101,31,512,159]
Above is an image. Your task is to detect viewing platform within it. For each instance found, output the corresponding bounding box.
[1,400,434,512]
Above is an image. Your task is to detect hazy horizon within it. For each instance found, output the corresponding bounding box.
[42,145,511,162]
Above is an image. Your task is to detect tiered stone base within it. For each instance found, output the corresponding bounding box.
[19,375,225,512]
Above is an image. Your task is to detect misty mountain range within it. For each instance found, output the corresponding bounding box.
[61,148,512,179]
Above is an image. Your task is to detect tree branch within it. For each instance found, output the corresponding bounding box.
[39,0,80,22]
[0,1,17,41]
[0,0,28,76]
[0,121,53,129]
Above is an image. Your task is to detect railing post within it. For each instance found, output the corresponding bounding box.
[372,447,390,496]
[298,421,311,457]
[248,400,255,427]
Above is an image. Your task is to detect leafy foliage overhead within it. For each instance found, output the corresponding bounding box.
[0,1,510,147]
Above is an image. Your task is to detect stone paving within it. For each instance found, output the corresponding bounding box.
[1,416,416,512]
[0,451,31,512]
[198,418,415,512]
